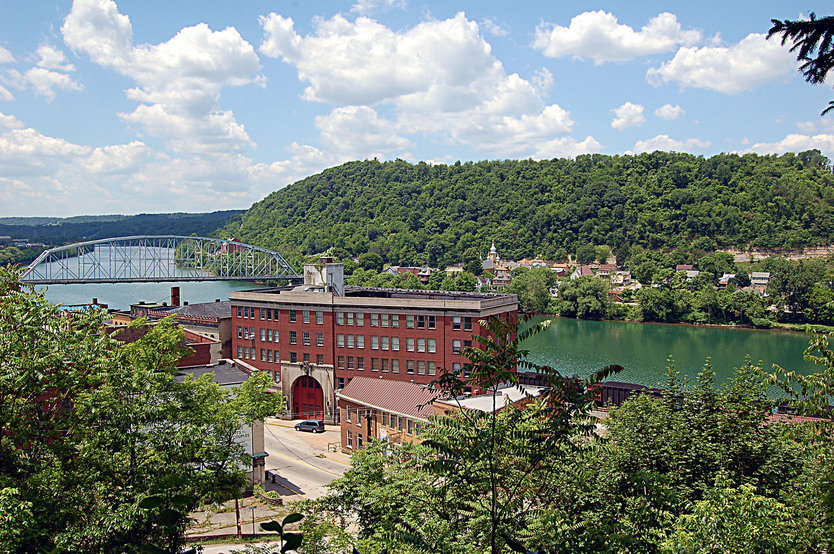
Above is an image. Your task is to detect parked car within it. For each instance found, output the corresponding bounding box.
[294,419,326,433]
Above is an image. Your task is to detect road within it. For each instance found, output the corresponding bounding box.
[262,418,348,500]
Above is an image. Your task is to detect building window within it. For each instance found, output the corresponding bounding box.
[302,310,310,324]
[464,317,473,331]
[357,435,363,448]
[357,357,365,370]
[453,362,462,374]
[303,353,310,363]
[303,332,310,346]
[464,340,472,350]
[346,429,353,447]
[416,315,425,329]
[237,345,242,358]
[391,359,400,373]
[267,350,273,363]
[290,331,297,345]
[382,412,388,426]
[371,336,379,350]
[336,334,345,348]
[316,311,324,324]
[406,360,415,374]
[290,352,297,363]
[417,361,425,375]
[371,358,379,372]
[316,332,324,347]
[316,354,324,365]
[337,377,345,389]
[406,338,415,352]
[273,330,279,343]
[398,416,403,432]
[336,312,344,325]
[356,313,364,326]
[273,350,280,362]
[266,308,272,320]
[346,408,352,423]
[406,315,415,328]
[237,326,243,339]
[357,410,362,425]
[391,314,399,328]
[381,358,389,372]
[356,335,365,349]
[381,336,389,350]
[344,334,353,348]
[417,338,426,353]
[391,337,400,351]
[265,329,272,342]
[347,312,355,326]
[249,327,255,339]
[407,419,413,435]
[347,356,355,370]
[260,328,266,342]
[370,313,379,327]
[427,315,436,329]
[452,340,462,354]
[428,338,436,353]
[381,313,389,327]
[260,349,266,362]
[236,306,242,318]
[260,308,265,320]
[289,310,297,323]
[337,356,345,370]
[453,316,461,330]
[428,361,436,375]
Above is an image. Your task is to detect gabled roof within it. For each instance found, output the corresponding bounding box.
[337,376,438,420]
[176,359,251,386]
[170,300,231,319]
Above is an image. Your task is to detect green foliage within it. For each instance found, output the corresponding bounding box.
[0,268,282,552]
[575,244,596,265]
[556,276,610,319]
[503,267,557,313]
[358,252,384,272]
[220,153,834,267]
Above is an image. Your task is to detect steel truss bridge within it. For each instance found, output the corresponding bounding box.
[20,235,302,285]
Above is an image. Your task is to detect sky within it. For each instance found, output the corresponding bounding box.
[0,1,832,217]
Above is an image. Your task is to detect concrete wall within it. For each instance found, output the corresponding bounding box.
[280,362,336,424]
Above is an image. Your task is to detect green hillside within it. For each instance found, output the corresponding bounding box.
[220,151,834,266]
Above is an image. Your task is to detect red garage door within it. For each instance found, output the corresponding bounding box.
[292,376,323,419]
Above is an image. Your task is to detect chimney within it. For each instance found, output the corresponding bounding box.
[320,255,333,264]
[183,301,189,306]
[170,286,181,307]
[215,298,220,303]
[92,298,98,305]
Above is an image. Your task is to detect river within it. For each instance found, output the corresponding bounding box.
[523,316,816,390]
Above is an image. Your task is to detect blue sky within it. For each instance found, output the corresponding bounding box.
[0,0,832,216]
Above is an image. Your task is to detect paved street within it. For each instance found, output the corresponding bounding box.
[262,418,349,500]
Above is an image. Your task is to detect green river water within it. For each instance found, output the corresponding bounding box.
[522,316,816,390]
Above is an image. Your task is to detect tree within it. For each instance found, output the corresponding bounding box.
[556,276,610,319]
[462,247,483,276]
[594,245,611,264]
[0,268,282,551]
[504,267,557,313]
[575,244,596,265]
[358,252,384,272]
[769,13,834,115]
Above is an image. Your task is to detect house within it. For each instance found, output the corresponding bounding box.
[675,264,694,272]
[751,272,771,287]
[445,264,465,275]
[596,264,617,279]
[493,268,512,287]
[611,270,632,286]
[570,265,594,279]
[684,269,700,281]
[718,273,735,289]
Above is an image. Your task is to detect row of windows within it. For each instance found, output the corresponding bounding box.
[236,306,326,325]
[344,408,420,437]
[336,356,438,375]
[240,306,475,332]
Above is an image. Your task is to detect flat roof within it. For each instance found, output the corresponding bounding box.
[176,359,251,386]
[231,285,517,313]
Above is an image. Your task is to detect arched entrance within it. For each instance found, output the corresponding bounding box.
[292,375,323,420]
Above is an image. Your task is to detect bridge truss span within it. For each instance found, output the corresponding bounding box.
[20,235,302,285]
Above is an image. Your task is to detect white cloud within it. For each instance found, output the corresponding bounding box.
[36,43,76,72]
[531,135,603,159]
[533,11,700,64]
[795,119,834,133]
[315,106,414,158]
[746,133,834,158]
[646,33,797,93]
[62,0,260,153]
[4,67,83,102]
[259,12,582,158]
[0,84,13,101]
[611,101,646,130]
[0,112,23,131]
[480,17,509,37]
[351,0,407,15]
[628,134,710,154]
[0,46,15,64]
[654,103,685,120]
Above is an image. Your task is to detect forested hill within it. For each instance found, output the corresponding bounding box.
[221,151,834,267]
[0,210,242,246]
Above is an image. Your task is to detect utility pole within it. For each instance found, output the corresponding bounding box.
[235,496,242,539]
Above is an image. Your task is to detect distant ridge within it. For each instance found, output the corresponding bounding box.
[219,151,834,267]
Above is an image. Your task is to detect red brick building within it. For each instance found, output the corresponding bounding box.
[230,262,518,423]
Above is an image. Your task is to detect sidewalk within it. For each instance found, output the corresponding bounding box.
[265,418,352,466]
[187,496,285,539]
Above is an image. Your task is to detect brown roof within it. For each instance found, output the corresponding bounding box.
[337,377,439,420]
[766,413,829,425]
[598,264,616,271]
